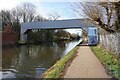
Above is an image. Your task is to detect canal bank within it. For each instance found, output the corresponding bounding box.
[42,46,79,78]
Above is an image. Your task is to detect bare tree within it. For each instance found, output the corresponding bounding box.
[11,7,22,23]
[17,2,36,22]
[113,2,120,30]
[73,1,120,33]
[47,12,60,20]
[34,15,47,21]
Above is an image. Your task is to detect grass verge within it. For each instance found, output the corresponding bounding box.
[42,46,79,78]
[91,45,120,79]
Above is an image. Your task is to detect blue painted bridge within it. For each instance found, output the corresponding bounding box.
[20,19,97,42]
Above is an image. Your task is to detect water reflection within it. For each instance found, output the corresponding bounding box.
[2,40,81,78]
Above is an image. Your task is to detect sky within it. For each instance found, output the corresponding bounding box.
[37,2,81,19]
[0,0,83,19]
[0,0,119,19]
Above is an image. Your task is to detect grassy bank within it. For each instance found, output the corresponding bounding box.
[91,46,120,79]
[42,46,79,78]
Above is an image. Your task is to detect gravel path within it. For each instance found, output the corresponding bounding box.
[64,46,109,78]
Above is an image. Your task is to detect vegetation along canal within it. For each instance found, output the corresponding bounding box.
[2,39,82,78]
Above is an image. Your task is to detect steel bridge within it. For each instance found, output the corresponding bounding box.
[20,19,97,42]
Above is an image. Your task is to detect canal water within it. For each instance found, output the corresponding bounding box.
[2,39,82,78]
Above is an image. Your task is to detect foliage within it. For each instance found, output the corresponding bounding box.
[43,46,79,78]
[54,29,70,40]
[27,29,72,42]
[91,46,120,79]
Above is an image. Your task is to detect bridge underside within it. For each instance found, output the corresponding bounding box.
[20,19,97,42]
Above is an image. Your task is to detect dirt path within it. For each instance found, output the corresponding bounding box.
[64,46,109,78]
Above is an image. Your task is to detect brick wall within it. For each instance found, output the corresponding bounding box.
[2,32,19,45]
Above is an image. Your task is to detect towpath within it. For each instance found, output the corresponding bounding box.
[64,46,109,78]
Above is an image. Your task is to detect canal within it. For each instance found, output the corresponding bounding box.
[2,39,82,78]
